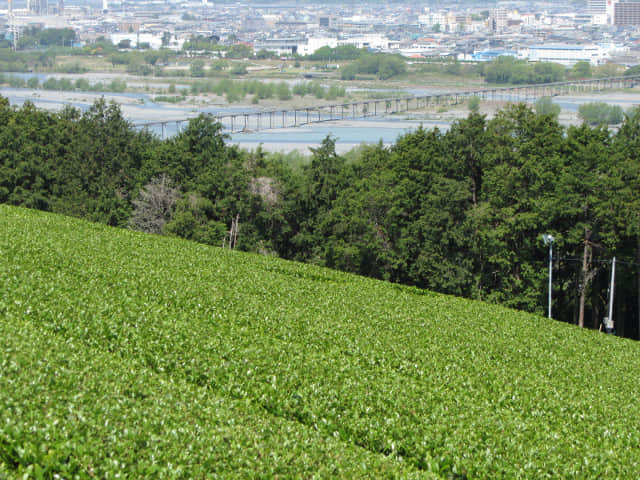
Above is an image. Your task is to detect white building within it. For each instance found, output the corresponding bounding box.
[591,13,609,25]
[110,32,163,49]
[588,0,607,14]
[489,8,507,32]
[297,36,338,56]
[519,44,610,66]
[418,12,446,28]
[520,13,537,26]
[338,34,389,51]
[254,38,305,56]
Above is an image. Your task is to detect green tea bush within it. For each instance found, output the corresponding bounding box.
[3,204,640,478]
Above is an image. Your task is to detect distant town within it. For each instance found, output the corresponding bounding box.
[1,0,640,67]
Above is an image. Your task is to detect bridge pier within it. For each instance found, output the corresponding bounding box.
[134,75,640,137]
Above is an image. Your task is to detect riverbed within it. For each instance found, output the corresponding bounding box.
[2,78,640,154]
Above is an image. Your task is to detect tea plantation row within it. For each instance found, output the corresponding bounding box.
[2,204,640,478]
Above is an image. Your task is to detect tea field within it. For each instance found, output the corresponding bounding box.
[2,204,640,479]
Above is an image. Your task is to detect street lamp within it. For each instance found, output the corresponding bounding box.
[542,234,554,319]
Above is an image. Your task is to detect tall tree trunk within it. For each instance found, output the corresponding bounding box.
[592,272,602,330]
[637,228,640,339]
[578,229,592,328]
[471,177,477,208]
[471,166,480,208]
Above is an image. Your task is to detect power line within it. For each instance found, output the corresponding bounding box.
[553,257,640,268]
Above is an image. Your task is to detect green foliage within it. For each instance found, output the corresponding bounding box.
[110,52,130,65]
[276,81,292,100]
[26,77,39,89]
[182,34,221,52]
[226,43,253,59]
[108,78,127,92]
[75,78,90,90]
[39,28,76,46]
[624,64,640,76]
[593,63,625,78]
[0,48,55,72]
[0,74,129,93]
[229,63,248,75]
[482,56,566,84]
[290,82,347,100]
[189,59,206,77]
[307,45,366,61]
[42,77,75,90]
[85,36,117,54]
[109,50,174,71]
[4,204,640,478]
[569,60,592,79]
[579,102,624,125]
[341,54,407,81]
[187,79,345,103]
[54,63,89,74]
[468,95,480,113]
[16,26,75,49]
[255,49,277,60]
[126,62,154,76]
[3,97,640,337]
[535,96,561,117]
[340,63,358,80]
[0,98,153,225]
[208,60,228,72]
[153,95,182,103]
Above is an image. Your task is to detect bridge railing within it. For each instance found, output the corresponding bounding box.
[133,74,640,137]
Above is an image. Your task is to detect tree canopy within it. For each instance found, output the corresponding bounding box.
[482,56,566,85]
[3,97,640,338]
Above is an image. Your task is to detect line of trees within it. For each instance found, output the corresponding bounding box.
[2,75,127,93]
[340,53,407,80]
[17,27,76,49]
[578,102,624,125]
[188,79,346,103]
[3,97,640,338]
[481,56,566,84]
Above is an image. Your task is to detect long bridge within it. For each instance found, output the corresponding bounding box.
[135,75,640,138]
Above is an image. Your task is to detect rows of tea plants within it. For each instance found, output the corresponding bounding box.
[3,204,640,478]
[0,309,423,478]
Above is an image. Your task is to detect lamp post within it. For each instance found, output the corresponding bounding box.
[542,234,554,319]
[605,257,616,334]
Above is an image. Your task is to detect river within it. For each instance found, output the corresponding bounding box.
[2,73,640,154]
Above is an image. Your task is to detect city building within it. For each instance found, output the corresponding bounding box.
[614,1,640,25]
[472,49,518,62]
[489,8,507,33]
[27,0,47,15]
[520,44,610,65]
[588,0,608,14]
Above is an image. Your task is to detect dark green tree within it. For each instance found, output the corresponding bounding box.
[557,124,614,327]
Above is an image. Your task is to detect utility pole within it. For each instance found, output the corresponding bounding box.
[8,0,17,52]
[607,257,616,333]
[543,234,554,319]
